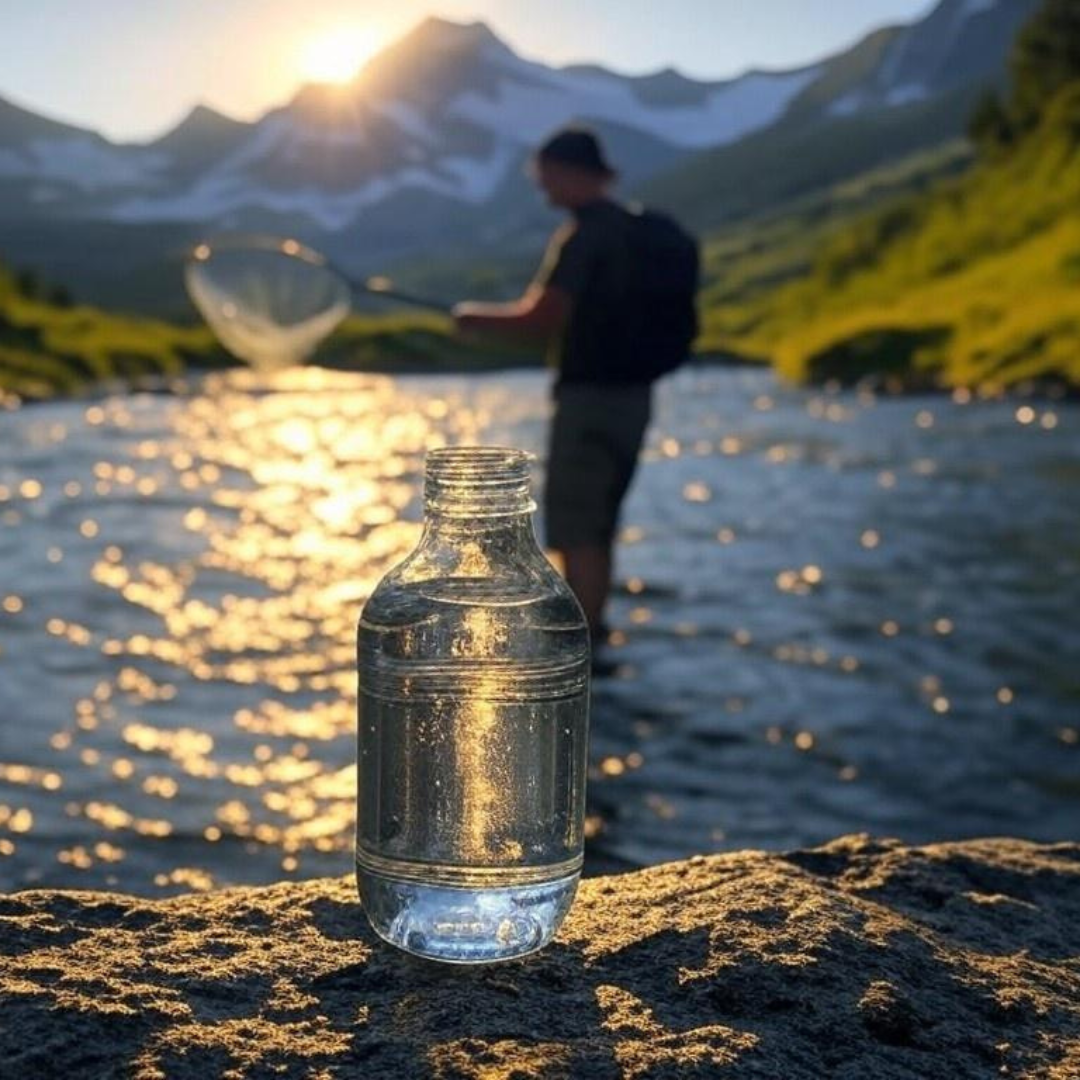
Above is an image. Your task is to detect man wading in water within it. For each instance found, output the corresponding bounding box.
[454,126,698,658]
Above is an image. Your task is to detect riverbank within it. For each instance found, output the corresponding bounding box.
[3,350,1076,412]
[2,835,1078,1078]
[1,279,766,403]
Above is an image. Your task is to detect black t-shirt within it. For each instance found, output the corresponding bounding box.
[533,199,643,387]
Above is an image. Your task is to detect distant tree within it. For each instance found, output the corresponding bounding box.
[968,89,1014,153]
[1010,0,1080,132]
[48,284,74,308]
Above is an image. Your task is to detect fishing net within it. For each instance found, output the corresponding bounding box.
[184,237,352,371]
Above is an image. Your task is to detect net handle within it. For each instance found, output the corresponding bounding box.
[185,235,454,316]
[357,276,454,316]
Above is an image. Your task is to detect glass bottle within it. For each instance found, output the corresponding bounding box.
[356,446,590,963]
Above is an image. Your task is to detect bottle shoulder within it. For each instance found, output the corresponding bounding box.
[358,518,588,651]
[365,536,578,613]
[359,559,588,659]
[361,572,585,627]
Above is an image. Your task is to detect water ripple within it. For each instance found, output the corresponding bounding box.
[0,366,1077,892]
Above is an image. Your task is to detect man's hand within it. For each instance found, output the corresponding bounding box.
[452,302,489,336]
[451,287,572,339]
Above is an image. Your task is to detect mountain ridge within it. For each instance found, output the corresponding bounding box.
[0,0,1041,309]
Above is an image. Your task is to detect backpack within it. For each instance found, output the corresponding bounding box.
[622,205,700,382]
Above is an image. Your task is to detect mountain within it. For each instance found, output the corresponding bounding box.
[0,17,820,229]
[801,0,1039,116]
[643,0,1043,227]
[0,95,165,219]
[0,94,98,145]
[148,105,254,185]
[104,17,823,236]
[0,0,1041,313]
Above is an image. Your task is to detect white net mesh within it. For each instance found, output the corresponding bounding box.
[185,238,351,371]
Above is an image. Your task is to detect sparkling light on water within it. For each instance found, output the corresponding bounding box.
[0,366,1078,888]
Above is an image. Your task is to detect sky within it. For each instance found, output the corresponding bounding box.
[3,0,935,143]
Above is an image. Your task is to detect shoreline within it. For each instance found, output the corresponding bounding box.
[3,351,1077,409]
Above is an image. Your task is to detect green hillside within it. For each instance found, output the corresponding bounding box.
[641,83,986,231]
[0,263,535,400]
[701,1,1080,390]
[0,264,227,400]
[695,141,973,350]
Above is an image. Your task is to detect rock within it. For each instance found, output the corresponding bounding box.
[2,835,1079,1078]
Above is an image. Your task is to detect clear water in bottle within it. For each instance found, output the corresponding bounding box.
[356,447,590,963]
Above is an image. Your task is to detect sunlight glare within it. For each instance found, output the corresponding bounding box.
[299,27,382,85]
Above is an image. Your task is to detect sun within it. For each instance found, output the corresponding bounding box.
[299,27,382,85]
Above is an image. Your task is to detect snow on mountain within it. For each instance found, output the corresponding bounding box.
[110,139,521,231]
[0,0,1039,244]
[443,44,820,150]
[369,100,435,144]
[0,95,165,193]
[106,25,820,230]
[0,136,165,191]
[827,0,1038,118]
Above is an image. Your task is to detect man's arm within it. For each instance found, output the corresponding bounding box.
[453,284,571,339]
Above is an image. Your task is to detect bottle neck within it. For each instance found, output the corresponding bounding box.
[422,512,535,542]
[423,447,536,523]
[416,447,543,569]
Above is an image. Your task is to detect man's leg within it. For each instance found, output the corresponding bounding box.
[561,544,612,640]
[545,383,651,643]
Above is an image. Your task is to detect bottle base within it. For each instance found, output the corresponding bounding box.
[357,866,579,964]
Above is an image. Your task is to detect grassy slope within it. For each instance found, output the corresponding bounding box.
[701,85,1080,389]
[0,265,229,400]
[639,84,985,232]
[0,266,541,400]
[695,142,973,352]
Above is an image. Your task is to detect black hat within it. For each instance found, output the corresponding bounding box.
[534,126,615,176]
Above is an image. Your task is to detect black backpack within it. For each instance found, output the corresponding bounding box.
[622,205,700,382]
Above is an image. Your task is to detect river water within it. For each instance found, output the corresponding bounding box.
[0,366,1077,893]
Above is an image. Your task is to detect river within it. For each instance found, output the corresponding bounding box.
[0,365,1077,893]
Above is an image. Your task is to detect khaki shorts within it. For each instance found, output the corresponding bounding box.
[545,382,652,549]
